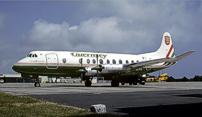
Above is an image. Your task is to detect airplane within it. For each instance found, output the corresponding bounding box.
[12,32,195,87]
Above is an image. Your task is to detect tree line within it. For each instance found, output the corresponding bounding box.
[167,75,202,82]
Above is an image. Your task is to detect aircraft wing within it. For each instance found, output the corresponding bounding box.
[125,50,195,69]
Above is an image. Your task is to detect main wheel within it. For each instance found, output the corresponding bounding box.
[85,80,92,87]
[111,80,119,87]
[133,82,137,85]
[121,82,125,85]
[129,82,132,85]
[140,81,145,85]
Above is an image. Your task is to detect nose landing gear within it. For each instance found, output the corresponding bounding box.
[34,76,41,87]
[34,82,41,87]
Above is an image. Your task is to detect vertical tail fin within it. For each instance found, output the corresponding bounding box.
[156,32,175,58]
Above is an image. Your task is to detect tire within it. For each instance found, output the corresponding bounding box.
[140,81,145,85]
[121,82,125,85]
[111,80,119,87]
[115,81,119,87]
[133,82,137,85]
[0,79,4,83]
[34,82,40,87]
[85,80,92,87]
[129,82,132,85]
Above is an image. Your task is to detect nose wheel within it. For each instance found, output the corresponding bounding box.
[34,81,41,87]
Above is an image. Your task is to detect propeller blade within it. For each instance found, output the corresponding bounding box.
[96,54,99,79]
[81,73,83,84]
[79,58,83,84]
[96,54,98,67]
[79,58,83,68]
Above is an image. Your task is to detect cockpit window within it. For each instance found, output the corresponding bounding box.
[27,54,37,58]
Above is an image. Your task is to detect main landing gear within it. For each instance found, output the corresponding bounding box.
[85,79,92,87]
[111,80,119,87]
[140,80,145,85]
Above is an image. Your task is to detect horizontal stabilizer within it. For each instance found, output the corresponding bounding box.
[175,50,196,61]
[128,57,177,69]
[128,50,195,69]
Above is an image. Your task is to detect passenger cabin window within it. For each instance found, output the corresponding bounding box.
[87,59,90,64]
[119,60,122,64]
[126,60,129,64]
[107,59,110,64]
[136,60,139,63]
[112,59,116,64]
[131,60,134,63]
[99,59,103,64]
[92,59,96,64]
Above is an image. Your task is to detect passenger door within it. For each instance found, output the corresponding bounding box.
[46,53,58,69]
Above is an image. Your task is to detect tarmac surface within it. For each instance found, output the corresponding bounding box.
[1,82,202,116]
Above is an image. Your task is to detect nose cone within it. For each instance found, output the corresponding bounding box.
[12,64,17,72]
[12,64,20,73]
[12,58,26,73]
[12,57,30,73]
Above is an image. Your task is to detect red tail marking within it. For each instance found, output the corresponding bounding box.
[166,44,173,57]
[163,44,173,65]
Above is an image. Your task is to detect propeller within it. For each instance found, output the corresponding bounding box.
[91,54,105,71]
[78,58,86,84]
[96,54,99,79]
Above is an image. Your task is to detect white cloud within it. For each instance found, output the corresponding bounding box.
[69,25,78,30]
[21,1,202,55]
[27,20,71,50]
[26,17,156,54]
[84,1,202,46]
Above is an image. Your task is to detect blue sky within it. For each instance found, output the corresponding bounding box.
[0,1,201,78]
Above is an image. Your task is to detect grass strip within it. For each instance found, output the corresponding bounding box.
[0,92,119,117]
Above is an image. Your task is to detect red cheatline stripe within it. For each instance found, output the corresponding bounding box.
[162,44,173,65]
[163,62,166,65]
[16,62,99,66]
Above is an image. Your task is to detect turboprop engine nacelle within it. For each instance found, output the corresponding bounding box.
[102,64,124,73]
[85,64,129,76]
[85,66,98,76]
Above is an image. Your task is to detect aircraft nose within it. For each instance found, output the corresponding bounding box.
[12,58,27,73]
[12,60,24,73]
[12,64,19,73]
